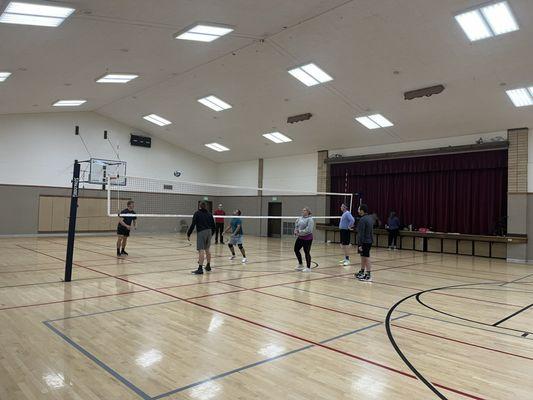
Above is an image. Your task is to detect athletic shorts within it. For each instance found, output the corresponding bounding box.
[340,229,351,245]
[358,243,372,258]
[196,229,212,251]
[228,234,243,246]
[117,225,130,237]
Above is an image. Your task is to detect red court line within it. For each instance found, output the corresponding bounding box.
[329,273,526,308]
[74,260,485,399]
[0,247,509,397]
[0,289,148,311]
[392,324,533,362]
[0,266,64,274]
[216,283,533,362]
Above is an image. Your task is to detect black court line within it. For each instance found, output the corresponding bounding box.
[416,291,532,336]
[492,303,533,327]
[500,272,533,287]
[385,281,511,400]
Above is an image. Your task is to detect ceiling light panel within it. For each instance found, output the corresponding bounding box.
[263,132,293,143]
[288,63,333,87]
[175,23,233,42]
[0,1,75,27]
[53,100,86,107]
[455,1,518,42]
[355,114,394,129]
[205,143,230,152]
[198,95,232,111]
[143,114,172,126]
[96,73,138,83]
[506,88,533,107]
[0,72,12,82]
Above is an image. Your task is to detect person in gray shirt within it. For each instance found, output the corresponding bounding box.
[294,207,315,272]
[355,204,374,282]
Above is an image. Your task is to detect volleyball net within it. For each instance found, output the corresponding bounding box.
[107,176,353,220]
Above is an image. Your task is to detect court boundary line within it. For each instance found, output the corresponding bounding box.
[24,244,486,399]
[44,312,409,400]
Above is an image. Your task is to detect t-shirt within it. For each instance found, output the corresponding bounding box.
[339,210,355,230]
[119,209,137,226]
[231,218,243,235]
[357,214,374,245]
[213,209,226,223]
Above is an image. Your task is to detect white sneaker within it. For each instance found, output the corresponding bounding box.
[229,255,235,260]
[388,247,392,251]
[295,264,304,271]
[302,267,311,273]
[338,259,345,264]
[342,259,350,266]
[241,258,247,263]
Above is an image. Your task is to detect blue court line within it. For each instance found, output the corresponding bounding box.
[286,285,533,341]
[44,307,410,400]
[46,299,182,323]
[43,320,151,400]
[151,314,410,400]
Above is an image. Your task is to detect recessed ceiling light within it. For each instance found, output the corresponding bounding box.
[355,114,394,130]
[455,1,518,42]
[205,142,230,152]
[0,72,12,82]
[263,132,293,144]
[143,114,172,126]
[197,95,232,112]
[96,73,138,83]
[0,1,75,27]
[288,63,333,87]
[175,23,233,42]
[53,100,86,107]
[506,88,533,107]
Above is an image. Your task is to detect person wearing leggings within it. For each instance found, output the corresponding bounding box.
[294,207,315,272]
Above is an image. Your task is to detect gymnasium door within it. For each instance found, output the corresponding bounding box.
[268,202,282,238]
[198,200,213,213]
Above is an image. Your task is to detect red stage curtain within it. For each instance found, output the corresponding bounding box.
[330,150,507,235]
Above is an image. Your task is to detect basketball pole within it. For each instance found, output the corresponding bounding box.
[64,160,81,282]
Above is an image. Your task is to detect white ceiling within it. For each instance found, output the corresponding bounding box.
[1,0,532,162]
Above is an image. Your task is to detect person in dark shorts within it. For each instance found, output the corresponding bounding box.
[187,202,216,275]
[225,209,247,263]
[213,204,226,244]
[355,204,374,282]
[116,200,136,256]
[338,203,355,266]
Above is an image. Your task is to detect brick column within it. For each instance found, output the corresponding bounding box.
[507,128,528,262]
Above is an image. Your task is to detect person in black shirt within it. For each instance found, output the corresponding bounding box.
[355,204,374,282]
[187,202,216,275]
[117,200,136,256]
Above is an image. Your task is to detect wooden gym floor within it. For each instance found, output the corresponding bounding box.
[1,234,532,400]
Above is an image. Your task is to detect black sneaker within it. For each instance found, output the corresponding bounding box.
[192,267,203,275]
[215,241,219,244]
[221,241,224,244]
[355,269,365,279]
[121,250,128,256]
[358,273,372,282]
[205,265,211,272]
[117,250,121,256]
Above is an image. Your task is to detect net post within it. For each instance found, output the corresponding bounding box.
[106,176,111,216]
[64,160,80,282]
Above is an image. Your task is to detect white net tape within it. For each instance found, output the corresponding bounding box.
[108,176,353,219]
